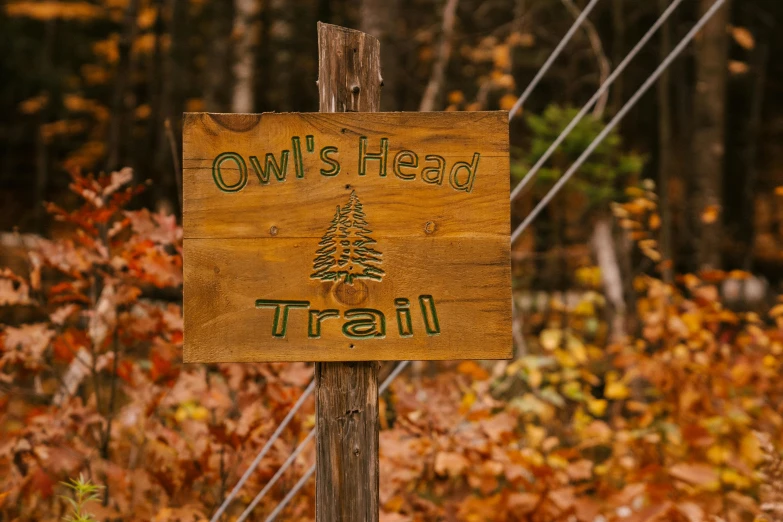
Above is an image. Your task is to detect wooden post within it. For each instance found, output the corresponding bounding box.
[315,22,381,522]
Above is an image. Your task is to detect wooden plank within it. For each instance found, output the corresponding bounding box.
[182,112,509,240]
[184,236,509,361]
[181,109,511,362]
[182,96,510,362]
[315,22,379,522]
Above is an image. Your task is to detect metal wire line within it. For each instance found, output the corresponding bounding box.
[509,0,687,203]
[258,0,730,518]
[511,0,728,246]
[508,0,603,120]
[210,378,316,522]
[247,361,411,522]
[228,2,603,519]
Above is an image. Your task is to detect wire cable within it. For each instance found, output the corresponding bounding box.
[510,0,728,246]
[251,361,410,522]
[236,430,316,522]
[508,0,603,120]
[233,0,734,518]
[210,378,316,522]
[509,0,687,202]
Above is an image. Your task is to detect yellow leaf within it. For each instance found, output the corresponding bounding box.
[507,32,535,48]
[706,444,731,464]
[18,95,49,115]
[190,406,209,421]
[729,60,749,75]
[770,304,783,318]
[499,93,518,111]
[775,186,783,196]
[586,398,607,416]
[448,90,465,105]
[135,104,151,119]
[6,1,103,21]
[493,74,515,90]
[527,368,542,389]
[137,6,156,30]
[186,98,204,112]
[540,329,561,351]
[605,381,628,400]
[493,44,510,69]
[740,432,764,466]
[732,27,756,50]
[701,204,721,224]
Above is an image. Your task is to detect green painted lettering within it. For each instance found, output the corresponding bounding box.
[343,308,386,339]
[319,146,341,176]
[418,295,440,336]
[249,151,290,184]
[421,155,446,185]
[212,152,248,192]
[358,137,388,177]
[393,151,418,180]
[292,136,305,178]
[395,298,413,337]
[308,309,340,338]
[255,299,309,337]
[449,152,480,193]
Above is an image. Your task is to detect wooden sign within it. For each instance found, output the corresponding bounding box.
[182,111,511,362]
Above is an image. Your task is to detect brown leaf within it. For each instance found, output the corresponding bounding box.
[434,451,469,477]
[669,462,720,487]
[507,492,539,514]
[732,26,756,50]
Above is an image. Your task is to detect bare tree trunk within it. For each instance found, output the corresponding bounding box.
[742,35,768,274]
[106,0,139,172]
[268,0,294,112]
[419,0,459,112]
[205,1,233,112]
[692,0,731,270]
[610,0,625,114]
[592,218,626,342]
[360,0,400,111]
[315,23,381,522]
[34,19,56,233]
[157,0,187,211]
[231,0,259,113]
[561,0,610,118]
[657,0,673,283]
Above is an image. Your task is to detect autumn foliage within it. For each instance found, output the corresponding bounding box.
[1,173,783,521]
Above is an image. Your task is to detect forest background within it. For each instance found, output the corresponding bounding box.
[2,0,783,521]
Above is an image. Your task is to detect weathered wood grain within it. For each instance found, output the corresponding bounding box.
[182,66,510,363]
[182,111,509,241]
[181,109,511,363]
[315,22,379,522]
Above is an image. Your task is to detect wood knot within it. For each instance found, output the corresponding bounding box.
[333,280,369,306]
[351,85,360,95]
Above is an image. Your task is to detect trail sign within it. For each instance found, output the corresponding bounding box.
[183,111,511,362]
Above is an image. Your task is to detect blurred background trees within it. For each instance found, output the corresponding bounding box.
[1,0,781,283]
[4,1,783,520]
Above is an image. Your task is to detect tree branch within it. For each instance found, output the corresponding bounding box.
[419,0,460,112]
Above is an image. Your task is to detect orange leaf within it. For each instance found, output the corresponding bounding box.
[499,93,518,111]
[732,27,755,50]
[701,204,721,224]
[669,463,720,488]
[434,451,469,477]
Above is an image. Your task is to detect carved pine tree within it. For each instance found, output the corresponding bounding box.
[310,206,342,281]
[311,191,384,284]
